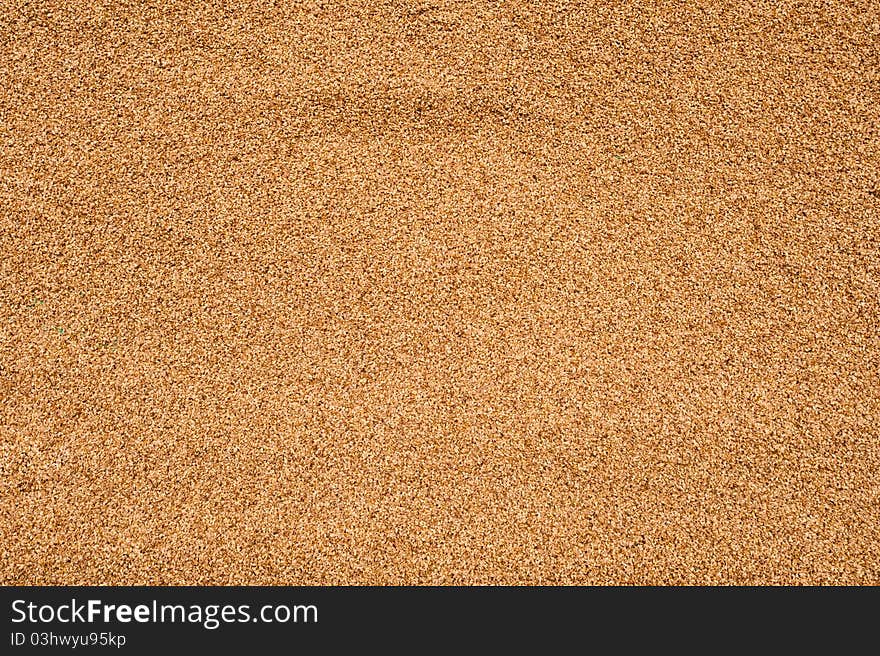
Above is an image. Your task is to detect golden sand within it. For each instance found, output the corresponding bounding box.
[1,1,878,584]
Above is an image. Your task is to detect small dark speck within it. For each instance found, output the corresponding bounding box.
[868,189,880,199]
[409,6,435,18]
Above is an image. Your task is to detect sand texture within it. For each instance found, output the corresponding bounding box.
[2,0,879,584]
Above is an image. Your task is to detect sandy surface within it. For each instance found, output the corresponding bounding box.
[2,0,879,584]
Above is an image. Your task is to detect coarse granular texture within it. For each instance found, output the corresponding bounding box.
[1,0,879,585]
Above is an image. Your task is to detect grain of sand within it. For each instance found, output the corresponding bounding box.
[1,0,879,584]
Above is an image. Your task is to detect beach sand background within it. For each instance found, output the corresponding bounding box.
[1,0,878,584]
